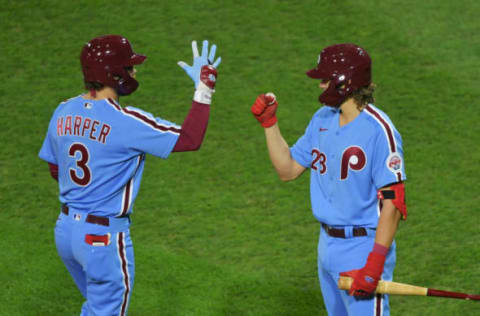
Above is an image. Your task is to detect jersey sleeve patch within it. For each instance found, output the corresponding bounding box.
[386,153,403,173]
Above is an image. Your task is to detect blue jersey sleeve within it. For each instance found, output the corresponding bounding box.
[38,112,58,164]
[371,126,406,189]
[120,106,180,159]
[290,119,315,168]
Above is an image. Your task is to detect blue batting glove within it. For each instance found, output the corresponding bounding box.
[178,40,221,88]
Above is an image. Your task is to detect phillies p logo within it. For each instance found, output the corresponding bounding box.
[340,146,367,180]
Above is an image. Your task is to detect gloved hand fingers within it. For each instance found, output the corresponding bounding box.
[192,40,199,58]
[339,270,359,278]
[251,94,267,115]
[208,44,217,64]
[201,40,209,59]
[352,289,370,297]
[177,61,190,70]
[264,104,277,118]
[177,61,194,81]
[251,103,265,116]
[212,56,222,68]
[339,270,361,296]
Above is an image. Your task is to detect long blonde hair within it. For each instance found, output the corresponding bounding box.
[352,83,376,110]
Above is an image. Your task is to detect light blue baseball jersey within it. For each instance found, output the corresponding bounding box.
[290,104,406,227]
[39,95,180,217]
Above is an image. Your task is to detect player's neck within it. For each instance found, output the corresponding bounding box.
[338,98,363,126]
[83,86,119,101]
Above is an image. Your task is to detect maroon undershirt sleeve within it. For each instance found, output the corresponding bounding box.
[172,101,210,152]
[48,163,59,181]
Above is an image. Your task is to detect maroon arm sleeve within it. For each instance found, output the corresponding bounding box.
[172,101,210,152]
[48,163,59,181]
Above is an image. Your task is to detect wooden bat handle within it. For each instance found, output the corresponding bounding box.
[338,276,428,296]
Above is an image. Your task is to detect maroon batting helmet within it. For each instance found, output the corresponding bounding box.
[306,43,371,107]
[80,35,146,96]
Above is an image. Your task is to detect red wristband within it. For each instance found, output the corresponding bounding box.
[372,243,389,256]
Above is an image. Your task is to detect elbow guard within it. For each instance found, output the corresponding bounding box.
[377,182,407,220]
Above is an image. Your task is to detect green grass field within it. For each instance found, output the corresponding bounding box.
[1,0,479,315]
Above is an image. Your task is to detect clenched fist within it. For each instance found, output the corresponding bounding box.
[251,93,278,128]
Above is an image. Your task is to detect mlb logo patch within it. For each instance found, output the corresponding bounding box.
[74,214,82,221]
[84,102,93,109]
[387,153,402,172]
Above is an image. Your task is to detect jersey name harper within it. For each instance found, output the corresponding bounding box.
[56,115,111,144]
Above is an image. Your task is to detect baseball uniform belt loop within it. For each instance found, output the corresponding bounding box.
[345,227,353,238]
[321,223,368,238]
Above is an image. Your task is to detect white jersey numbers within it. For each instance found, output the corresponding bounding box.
[311,146,367,180]
[68,142,92,186]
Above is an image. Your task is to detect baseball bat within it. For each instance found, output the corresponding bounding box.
[338,276,480,301]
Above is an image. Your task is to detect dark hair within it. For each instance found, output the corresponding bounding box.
[352,83,376,108]
[84,66,133,91]
[84,81,104,91]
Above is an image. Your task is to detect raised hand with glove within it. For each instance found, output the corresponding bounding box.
[178,40,221,105]
[172,40,221,152]
[251,92,278,128]
[339,243,389,297]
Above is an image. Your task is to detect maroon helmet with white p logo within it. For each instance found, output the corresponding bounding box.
[306,43,371,107]
[80,35,146,96]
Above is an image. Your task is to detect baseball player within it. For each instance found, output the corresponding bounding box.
[38,35,221,315]
[251,43,407,316]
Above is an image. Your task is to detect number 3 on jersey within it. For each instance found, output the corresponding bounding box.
[69,142,92,186]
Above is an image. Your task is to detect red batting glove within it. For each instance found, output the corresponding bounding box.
[339,252,386,297]
[251,93,278,128]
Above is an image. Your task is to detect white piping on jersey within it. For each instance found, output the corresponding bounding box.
[364,105,403,182]
[119,178,133,217]
[117,232,130,316]
[118,155,142,217]
[364,105,397,153]
[106,98,181,135]
[377,199,382,218]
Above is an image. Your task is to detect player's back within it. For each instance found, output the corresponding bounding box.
[48,95,149,216]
